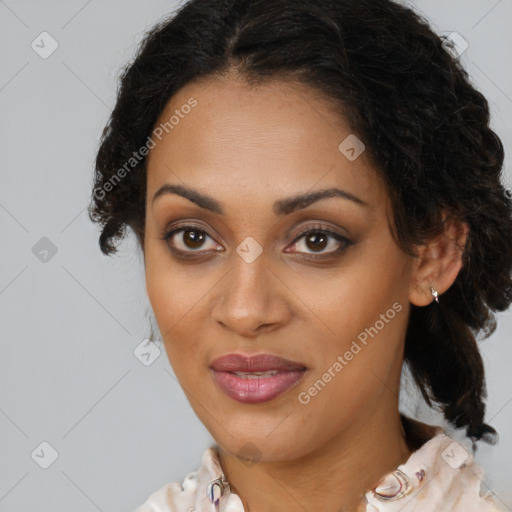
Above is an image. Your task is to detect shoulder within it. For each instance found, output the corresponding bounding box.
[133,426,504,512]
[365,417,505,512]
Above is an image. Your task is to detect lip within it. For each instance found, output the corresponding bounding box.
[210,353,307,372]
[210,353,308,404]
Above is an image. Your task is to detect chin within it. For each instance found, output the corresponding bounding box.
[207,418,317,464]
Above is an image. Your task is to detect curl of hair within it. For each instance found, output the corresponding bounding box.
[88,0,512,444]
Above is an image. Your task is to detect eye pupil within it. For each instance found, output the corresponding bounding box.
[184,229,205,249]
[306,232,327,252]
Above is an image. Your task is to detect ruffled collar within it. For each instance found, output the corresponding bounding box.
[184,414,482,512]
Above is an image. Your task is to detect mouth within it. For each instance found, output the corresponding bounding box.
[210,353,308,404]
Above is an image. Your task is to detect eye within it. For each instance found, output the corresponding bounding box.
[159,222,352,259]
[286,225,351,257]
[159,224,221,255]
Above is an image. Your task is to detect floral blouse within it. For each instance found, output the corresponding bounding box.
[134,416,504,512]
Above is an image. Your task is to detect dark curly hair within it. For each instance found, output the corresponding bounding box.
[88,0,512,445]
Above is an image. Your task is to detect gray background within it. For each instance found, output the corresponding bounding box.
[0,1,510,511]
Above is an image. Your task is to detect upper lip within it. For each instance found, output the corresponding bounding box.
[210,353,307,372]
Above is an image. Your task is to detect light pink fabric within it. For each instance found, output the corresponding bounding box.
[134,427,504,512]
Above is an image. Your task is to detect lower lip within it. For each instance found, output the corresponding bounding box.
[211,369,307,404]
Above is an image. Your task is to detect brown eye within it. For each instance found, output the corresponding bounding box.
[288,227,350,256]
[304,232,328,252]
[161,226,219,253]
[182,229,206,249]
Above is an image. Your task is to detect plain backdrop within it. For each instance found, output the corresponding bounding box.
[0,1,511,511]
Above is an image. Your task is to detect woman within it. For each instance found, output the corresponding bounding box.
[88,0,512,510]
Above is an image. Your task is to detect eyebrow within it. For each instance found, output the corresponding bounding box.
[151,183,370,216]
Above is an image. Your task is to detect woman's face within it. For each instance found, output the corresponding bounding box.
[144,75,415,462]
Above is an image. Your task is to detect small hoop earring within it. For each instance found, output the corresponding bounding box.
[430,287,439,303]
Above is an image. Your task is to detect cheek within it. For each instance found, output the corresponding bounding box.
[288,239,409,346]
[144,246,205,366]
[292,243,409,405]
[294,308,407,444]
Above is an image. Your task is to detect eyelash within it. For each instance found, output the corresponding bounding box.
[159,222,352,260]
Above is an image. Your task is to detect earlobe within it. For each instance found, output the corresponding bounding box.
[408,216,469,307]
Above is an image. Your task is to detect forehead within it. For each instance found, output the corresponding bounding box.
[146,76,384,209]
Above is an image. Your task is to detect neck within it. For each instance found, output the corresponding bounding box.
[218,405,412,512]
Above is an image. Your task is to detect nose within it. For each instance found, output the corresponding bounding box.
[211,250,292,338]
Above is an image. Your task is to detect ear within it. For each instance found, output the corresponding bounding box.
[409,213,469,307]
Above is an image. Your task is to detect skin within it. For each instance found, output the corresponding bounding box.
[143,71,468,512]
